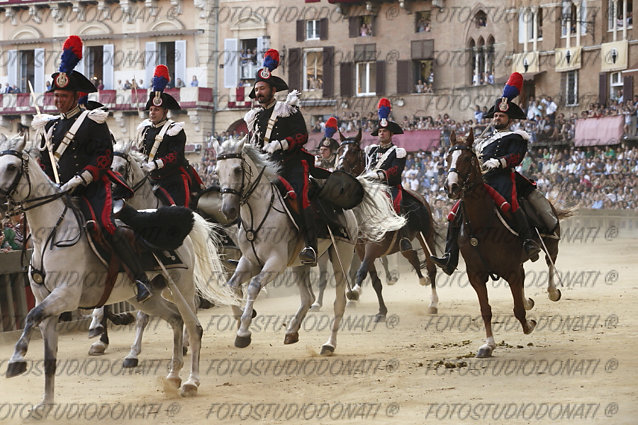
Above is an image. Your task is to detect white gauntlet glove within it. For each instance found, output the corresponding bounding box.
[363,170,385,181]
[61,170,92,193]
[263,139,289,154]
[482,158,505,171]
[142,159,164,173]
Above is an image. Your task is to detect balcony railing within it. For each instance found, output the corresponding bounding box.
[0,87,214,115]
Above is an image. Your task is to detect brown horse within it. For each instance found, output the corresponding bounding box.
[445,130,567,357]
[336,129,439,320]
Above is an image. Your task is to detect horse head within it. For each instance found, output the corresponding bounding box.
[445,130,480,199]
[337,127,365,176]
[213,135,247,222]
[112,140,135,181]
[0,134,32,205]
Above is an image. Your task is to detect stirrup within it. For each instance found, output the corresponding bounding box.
[399,237,413,252]
[299,247,317,266]
[524,240,541,262]
[135,280,152,303]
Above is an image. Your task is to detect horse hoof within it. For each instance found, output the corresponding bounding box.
[320,344,335,356]
[122,358,138,368]
[387,279,397,286]
[419,277,429,286]
[375,313,386,323]
[310,303,322,312]
[346,291,359,301]
[284,332,299,345]
[88,325,104,339]
[180,383,198,397]
[525,297,535,311]
[427,306,438,315]
[548,289,561,302]
[252,309,258,319]
[476,347,493,358]
[524,320,537,335]
[183,346,188,356]
[6,361,27,378]
[235,334,252,348]
[88,342,107,356]
[167,377,182,389]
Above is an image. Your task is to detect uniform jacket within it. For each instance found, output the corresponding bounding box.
[365,143,407,187]
[137,119,188,180]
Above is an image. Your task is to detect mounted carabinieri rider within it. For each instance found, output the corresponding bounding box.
[315,117,340,172]
[36,35,151,302]
[137,65,204,208]
[431,72,542,275]
[243,49,319,266]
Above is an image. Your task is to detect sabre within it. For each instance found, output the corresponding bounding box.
[29,80,60,184]
[534,227,565,288]
[326,225,354,293]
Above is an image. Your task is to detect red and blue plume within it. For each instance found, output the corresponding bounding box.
[78,92,88,105]
[502,72,523,101]
[263,49,280,72]
[377,98,391,120]
[59,35,83,74]
[152,65,170,92]
[324,117,338,139]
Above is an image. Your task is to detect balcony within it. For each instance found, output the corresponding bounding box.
[0,87,214,115]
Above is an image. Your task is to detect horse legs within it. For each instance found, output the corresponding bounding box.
[368,262,387,322]
[227,256,261,336]
[506,268,537,335]
[347,244,365,300]
[467,274,496,358]
[543,239,561,302]
[88,306,109,356]
[122,310,150,368]
[285,266,313,344]
[416,232,439,314]
[380,255,398,285]
[7,285,80,407]
[311,252,330,311]
[320,242,353,355]
[235,258,284,348]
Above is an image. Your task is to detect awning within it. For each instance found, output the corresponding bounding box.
[308,129,441,152]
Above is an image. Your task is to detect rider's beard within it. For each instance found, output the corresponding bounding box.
[494,121,509,130]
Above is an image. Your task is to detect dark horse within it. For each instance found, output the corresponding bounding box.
[336,129,439,320]
[445,131,568,357]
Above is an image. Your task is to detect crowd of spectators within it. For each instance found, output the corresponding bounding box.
[0,213,25,252]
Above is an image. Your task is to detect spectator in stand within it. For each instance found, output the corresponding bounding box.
[175,78,186,88]
[123,80,132,90]
[191,75,199,87]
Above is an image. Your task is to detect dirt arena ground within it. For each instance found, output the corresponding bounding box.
[0,229,636,424]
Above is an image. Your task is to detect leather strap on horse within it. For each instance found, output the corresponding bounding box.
[93,254,121,308]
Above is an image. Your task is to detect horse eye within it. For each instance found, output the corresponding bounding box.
[6,163,17,172]
[233,166,242,175]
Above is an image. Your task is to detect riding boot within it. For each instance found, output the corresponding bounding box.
[298,207,318,266]
[398,227,413,252]
[430,221,460,276]
[110,227,152,303]
[511,208,541,262]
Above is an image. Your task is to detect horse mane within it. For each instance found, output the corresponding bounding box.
[221,138,281,180]
[113,140,133,154]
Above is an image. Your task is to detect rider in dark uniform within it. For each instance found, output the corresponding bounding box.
[244,49,319,266]
[137,65,204,208]
[431,72,541,275]
[364,98,424,252]
[315,117,340,172]
[37,36,151,302]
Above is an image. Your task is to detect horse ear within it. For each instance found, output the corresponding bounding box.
[466,129,474,146]
[450,131,456,145]
[356,127,362,144]
[338,130,345,142]
[9,134,25,152]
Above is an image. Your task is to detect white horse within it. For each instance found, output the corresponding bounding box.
[214,137,405,354]
[1,135,236,406]
[89,141,237,367]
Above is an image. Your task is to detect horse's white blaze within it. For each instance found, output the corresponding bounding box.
[446,149,461,192]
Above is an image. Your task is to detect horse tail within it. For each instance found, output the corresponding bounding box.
[548,198,573,220]
[351,177,407,242]
[189,213,240,306]
[105,309,136,326]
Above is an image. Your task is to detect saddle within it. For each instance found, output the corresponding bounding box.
[273,176,351,241]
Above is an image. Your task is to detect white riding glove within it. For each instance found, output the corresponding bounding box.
[142,159,164,173]
[61,170,92,193]
[363,170,385,181]
[482,158,505,170]
[263,139,289,154]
